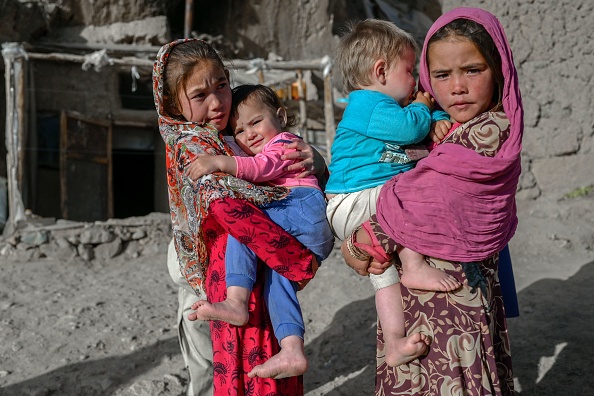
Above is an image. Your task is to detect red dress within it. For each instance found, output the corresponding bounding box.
[204,198,314,395]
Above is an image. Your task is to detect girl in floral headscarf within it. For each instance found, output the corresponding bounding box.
[153,38,318,395]
[343,8,522,395]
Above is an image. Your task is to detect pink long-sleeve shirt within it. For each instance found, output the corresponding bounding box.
[234,132,320,190]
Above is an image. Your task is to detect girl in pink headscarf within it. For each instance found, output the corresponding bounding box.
[343,7,522,395]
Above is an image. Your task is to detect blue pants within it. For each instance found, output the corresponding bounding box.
[225,188,335,341]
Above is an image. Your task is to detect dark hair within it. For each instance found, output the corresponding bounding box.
[428,18,503,104]
[231,84,297,127]
[163,40,226,115]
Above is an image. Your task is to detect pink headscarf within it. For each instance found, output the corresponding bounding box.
[375,7,524,261]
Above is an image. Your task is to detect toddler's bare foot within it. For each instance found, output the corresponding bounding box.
[401,263,460,292]
[384,332,431,367]
[248,336,308,379]
[187,299,249,326]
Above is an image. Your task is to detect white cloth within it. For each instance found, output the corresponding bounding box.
[325,185,400,289]
[167,239,213,396]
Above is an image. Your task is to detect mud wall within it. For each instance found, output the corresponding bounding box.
[1,0,592,218]
[444,0,594,201]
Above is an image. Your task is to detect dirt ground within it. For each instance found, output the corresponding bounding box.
[1,195,593,396]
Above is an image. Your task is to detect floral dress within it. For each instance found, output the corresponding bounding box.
[373,111,515,395]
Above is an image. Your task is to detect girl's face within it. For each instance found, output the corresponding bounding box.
[427,37,495,123]
[380,47,417,106]
[231,100,287,156]
[178,59,232,131]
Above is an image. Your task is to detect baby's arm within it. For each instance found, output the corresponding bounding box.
[429,119,452,144]
[411,91,434,110]
[186,154,237,180]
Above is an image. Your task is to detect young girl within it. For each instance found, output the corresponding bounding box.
[185,84,334,379]
[154,39,322,395]
[344,7,522,394]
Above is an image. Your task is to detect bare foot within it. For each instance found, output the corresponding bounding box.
[401,263,461,292]
[187,299,249,326]
[248,336,308,379]
[384,332,431,367]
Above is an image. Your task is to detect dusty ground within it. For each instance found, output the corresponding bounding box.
[1,194,593,396]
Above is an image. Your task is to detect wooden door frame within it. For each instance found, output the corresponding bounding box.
[60,110,113,220]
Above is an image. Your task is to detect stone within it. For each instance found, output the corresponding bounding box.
[94,237,123,260]
[78,244,95,261]
[20,230,49,247]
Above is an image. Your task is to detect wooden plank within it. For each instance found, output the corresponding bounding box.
[60,111,113,221]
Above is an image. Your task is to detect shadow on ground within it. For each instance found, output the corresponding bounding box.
[0,337,181,396]
[509,261,594,396]
[304,296,377,395]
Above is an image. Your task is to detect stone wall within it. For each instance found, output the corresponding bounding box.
[0,212,172,262]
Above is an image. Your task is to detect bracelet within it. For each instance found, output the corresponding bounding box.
[346,228,372,262]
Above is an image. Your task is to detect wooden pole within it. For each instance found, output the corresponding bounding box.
[323,71,335,162]
[1,43,27,236]
[296,69,308,142]
[184,0,194,38]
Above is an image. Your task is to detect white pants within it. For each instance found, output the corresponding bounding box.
[167,239,213,396]
[326,186,400,290]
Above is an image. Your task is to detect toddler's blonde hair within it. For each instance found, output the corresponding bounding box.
[336,18,418,94]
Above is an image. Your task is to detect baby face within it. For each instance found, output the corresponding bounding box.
[231,100,286,156]
[382,47,417,107]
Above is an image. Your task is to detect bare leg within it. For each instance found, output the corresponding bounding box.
[187,286,250,326]
[377,283,431,366]
[398,247,461,292]
[247,335,308,379]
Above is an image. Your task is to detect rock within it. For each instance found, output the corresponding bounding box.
[113,379,168,396]
[80,227,115,244]
[78,244,95,261]
[131,229,147,240]
[95,237,123,260]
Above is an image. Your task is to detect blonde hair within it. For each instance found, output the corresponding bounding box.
[336,19,418,94]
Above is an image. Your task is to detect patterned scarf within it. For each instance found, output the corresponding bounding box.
[153,39,288,293]
[376,8,524,261]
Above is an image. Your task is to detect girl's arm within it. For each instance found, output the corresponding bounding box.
[186,154,237,180]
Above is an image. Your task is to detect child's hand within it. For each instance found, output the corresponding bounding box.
[367,259,392,275]
[411,91,434,110]
[429,119,452,143]
[186,154,221,180]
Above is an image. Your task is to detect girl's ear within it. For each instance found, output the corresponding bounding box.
[276,107,288,129]
[372,59,388,84]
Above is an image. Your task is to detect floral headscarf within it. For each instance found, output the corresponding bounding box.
[153,39,288,293]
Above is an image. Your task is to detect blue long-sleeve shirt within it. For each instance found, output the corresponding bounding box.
[326,89,449,193]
